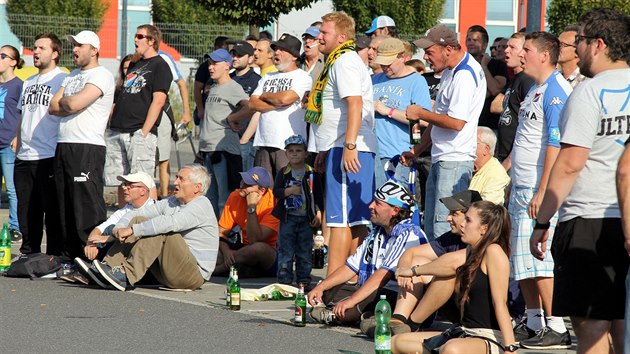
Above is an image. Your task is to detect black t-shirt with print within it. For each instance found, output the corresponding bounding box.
[496,72,535,161]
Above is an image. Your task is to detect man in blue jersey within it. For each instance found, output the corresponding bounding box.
[403,25,486,240]
[511,31,572,349]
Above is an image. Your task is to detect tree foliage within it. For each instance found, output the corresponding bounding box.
[333,0,446,39]
[6,0,108,67]
[547,0,630,35]
[199,0,317,28]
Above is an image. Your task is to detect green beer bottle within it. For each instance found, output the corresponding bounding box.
[226,266,235,307]
[0,223,11,271]
[294,284,306,327]
[229,271,241,311]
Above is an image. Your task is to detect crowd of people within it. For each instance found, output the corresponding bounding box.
[1,6,630,354]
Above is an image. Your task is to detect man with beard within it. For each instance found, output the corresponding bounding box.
[49,30,115,262]
[249,33,312,180]
[15,33,67,257]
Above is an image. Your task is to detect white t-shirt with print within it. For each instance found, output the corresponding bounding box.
[252,69,312,149]
[17,67,67,160]
[58,66,115,146]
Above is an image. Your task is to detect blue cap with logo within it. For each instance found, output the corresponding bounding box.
[239,166,272,188]
[302,26,320,39]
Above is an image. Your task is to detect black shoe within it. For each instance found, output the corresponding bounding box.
[93,260,129,291]
[513,320,536,344]
[10,229,22,242]
[74,258,110,289]
[520,326,572,350]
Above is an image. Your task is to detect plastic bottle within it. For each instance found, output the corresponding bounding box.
[312,230,325,269]
[270,290,296,301]
[229,271,241,311]
[374,295,392,354]
[0,223,11,271]
[294,284,306,327]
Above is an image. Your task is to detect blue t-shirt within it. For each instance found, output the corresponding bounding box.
[429,231,465,257]
[372,72,432,159]
[0,76,23,148]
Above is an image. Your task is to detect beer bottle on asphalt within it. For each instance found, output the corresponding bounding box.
[226,265,235,307]
[374,295,392,354]
[229,271,241,311]
[294,284,306,327]
[0,223,11,271]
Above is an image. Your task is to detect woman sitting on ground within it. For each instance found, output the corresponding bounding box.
[392,201,517,354]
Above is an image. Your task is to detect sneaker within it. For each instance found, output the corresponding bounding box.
[360,315,411,338]
[520,326,572,350]
[55,263,76,279]
[93,260,128,291]
[513,320,536,344]
[309,306,339,325]
[10,229,22,242]
[74,258,110,289]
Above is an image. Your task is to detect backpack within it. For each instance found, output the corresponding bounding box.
[4,253,62,278]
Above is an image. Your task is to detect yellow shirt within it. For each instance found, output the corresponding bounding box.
[260,65,278,77]
[469,157,510,204]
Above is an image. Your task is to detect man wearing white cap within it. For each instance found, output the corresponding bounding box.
[49,30,115,262]
[365,15,398,38]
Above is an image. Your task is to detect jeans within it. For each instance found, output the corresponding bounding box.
[203,152,230,219]
[240,140,255,172]
[0,147,18,230]
[424,160,473,240]
[277,214,313,284]
[375,157,410,190]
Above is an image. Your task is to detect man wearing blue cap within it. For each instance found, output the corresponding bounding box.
[365,15,398,38]
[199,48,253,217]
[298,26,325,81]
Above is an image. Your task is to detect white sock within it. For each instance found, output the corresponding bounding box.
[526,308,545,331]
[546,316,567,333]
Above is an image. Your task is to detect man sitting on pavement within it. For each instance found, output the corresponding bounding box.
[76,164,218,291]
[307,180,427,326]
[469,127,510,204]
[214,166,280,278]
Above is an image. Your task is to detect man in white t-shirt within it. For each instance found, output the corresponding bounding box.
[15,33,67,257]
[249,33,312,180]
[49,30,115,262]
[403,25,486,240]
[307,11,378,277]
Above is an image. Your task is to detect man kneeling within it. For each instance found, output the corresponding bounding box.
[307,181,427,326]
[77,164,219,291]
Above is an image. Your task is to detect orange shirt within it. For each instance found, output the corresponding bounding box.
[218,190,279,248]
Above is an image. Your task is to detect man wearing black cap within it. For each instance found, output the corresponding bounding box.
[230,41,261,96]
[249,33,313,180]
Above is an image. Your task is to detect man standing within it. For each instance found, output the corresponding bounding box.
[404,25,486,240]
[298,26,325,82]
[491,32,535,169]
[308,181,425,326]
[556,25,587,89]
[364,15,397,38]
[367,36,387,75]
[308,11,378,276]
[15,33,66,256]
[48,30,115,261]
[253,39,277,77]
[91,164,218,291]
[250,33,312,179]
[199,49,252,217]
[511,32,572,349]
[533,9,630,353]
[105,24,172,194]
[466,25,508,130]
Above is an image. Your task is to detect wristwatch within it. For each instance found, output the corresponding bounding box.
[247,206,256,214]
[343,142,357,150]
[505,344,519,352]
[533,219,551,230]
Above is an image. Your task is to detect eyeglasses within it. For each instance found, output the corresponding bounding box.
[575,35,596,44]
[0,53,15,60]
[490,46,497,51]
[121,182,145,189]
[135,34,152,41]
[559,42,576,49]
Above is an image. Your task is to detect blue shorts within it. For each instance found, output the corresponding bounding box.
[325,147,374,227]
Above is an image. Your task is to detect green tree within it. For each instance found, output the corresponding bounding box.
[547,0,630,35]
[333,0,446,39]
[198,0,317,29]
[6,0,108,67]
[152,0,247,61]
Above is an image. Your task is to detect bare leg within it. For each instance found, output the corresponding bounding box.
[572,317,612,354]
[392,331,440,354]
[409,276,455,324]
[158,160,170,197]
[327,226,351,276]
[536,277,554,315]
[394,256,434,317]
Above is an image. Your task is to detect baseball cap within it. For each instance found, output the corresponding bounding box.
[374,38,405,66]
[355,35,371,51]
[374,180,414,209]
[413,25,459,49]
[302,26,320,39]
[439,190,482,212]
[365,16,396,35]
[208,48,233,65]
[240,166,272,188]
[229,41,254,57]
[117,171,155,189]
[271,33,302,58]
[284,134,307,148]
[67,30,100,51]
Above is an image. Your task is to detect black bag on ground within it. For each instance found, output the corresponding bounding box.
[423,324,466,354]
[4,253,61,278]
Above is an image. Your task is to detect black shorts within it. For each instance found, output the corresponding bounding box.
[551,217,628,319]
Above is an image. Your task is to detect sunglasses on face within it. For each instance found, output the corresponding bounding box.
[0,53,15,60]
[135,34,152,41]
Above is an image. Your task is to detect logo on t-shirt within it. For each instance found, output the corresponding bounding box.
[124,71,147,94]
